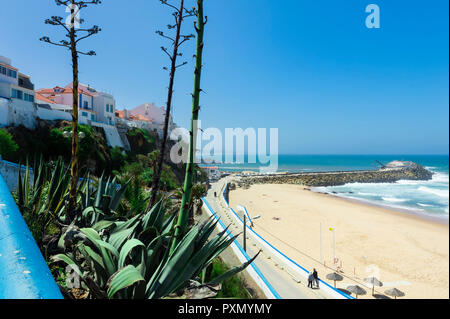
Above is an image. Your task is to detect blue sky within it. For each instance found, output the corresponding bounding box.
[0,0,448,154]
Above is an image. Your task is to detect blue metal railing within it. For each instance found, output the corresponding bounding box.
[0,174,62,299]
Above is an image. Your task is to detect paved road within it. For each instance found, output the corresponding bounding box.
[205,177,333,299]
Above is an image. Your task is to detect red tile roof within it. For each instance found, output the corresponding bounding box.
[35,92,56,104]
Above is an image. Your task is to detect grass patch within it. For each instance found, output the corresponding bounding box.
[208,257,252,299]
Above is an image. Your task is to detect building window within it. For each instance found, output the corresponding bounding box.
[106,104,109,112]
[83,101,88,109]
[12,89,23,99]
[91,114,95,121]
[24,93,35,102]
[82,112,88,117]
[0,66,6,75]
[7,69,17,78]
[110,105,114,113]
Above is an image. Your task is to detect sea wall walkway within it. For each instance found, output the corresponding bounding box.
[205,177,353,299]
[0,173,62,299]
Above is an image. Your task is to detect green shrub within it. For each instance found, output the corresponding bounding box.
[208,258,252,299]
[111,146,127,171]
[0,128,19,160]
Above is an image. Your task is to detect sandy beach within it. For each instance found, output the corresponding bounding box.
[229,183,449,299]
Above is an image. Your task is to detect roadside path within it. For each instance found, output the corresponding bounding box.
[205,177,335,299]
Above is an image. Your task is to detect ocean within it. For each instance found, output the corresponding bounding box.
[216,155,449,219]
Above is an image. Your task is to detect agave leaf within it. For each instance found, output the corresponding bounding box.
[92,220,117,232]
[17,164,24,208]
[109,224,139,251]
[118,238,145,269]
[77,244,109,285]
[109,179,129,211]
[141,200,163,230]
[209,251,261,285]
[95,173,106,208]
[80,228,118,276]
[107,265,146,299]
[146,226,198,298]
[51,253,83,278]
[165,230,236,294]
[196,217,220,248]
[161,211,178,234]
[113,214,141,233]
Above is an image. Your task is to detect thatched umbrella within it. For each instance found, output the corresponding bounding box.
[364,277,383,295]
[326,272,344,288]
[385,288,405,299]
[347,285,367,299]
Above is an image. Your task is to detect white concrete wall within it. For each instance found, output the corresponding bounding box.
[91,122,124,149]
[0,98,8,127]
[0,159,33,191]
[93,93,115,125]
[0,82,11,99]
[7,97,36,130]
[36,106,72,122]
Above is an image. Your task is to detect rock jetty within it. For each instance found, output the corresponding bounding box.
[238,161,433,188]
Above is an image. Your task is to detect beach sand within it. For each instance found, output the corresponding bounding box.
[229,183,449,299]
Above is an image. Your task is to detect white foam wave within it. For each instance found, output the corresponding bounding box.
[396,180,424,185]
[418,203,433,207]
[382,197,408,203]
[431,172,449,183]
[358,192,379,196]
[418,187,449,199]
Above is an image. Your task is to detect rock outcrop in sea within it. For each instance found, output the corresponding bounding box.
[238,161,433,188]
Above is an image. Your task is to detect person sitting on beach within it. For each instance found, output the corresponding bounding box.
[313,268,320,288]
[308,272,314,288]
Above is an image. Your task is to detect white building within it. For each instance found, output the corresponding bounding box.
[36,83,124,149]
[36,83,116,126]
[115,103,176,138]
[0,55,37,129]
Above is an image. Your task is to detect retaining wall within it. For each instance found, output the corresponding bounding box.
[0,173,62,299]
[0,158,33,191]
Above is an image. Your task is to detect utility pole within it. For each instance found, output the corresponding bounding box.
[333,228,336,264]
[243,214,247,252]
[320,222,322,263]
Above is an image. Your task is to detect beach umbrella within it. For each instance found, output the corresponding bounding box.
[364,277,383,295]
[347,285,367,299]
[326,272,344,288]
[385,288,405,299]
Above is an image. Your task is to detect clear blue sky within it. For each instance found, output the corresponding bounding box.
[1,0,448,154]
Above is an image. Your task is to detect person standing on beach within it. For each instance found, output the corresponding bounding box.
[313,268,320,288]
[308,272,314,288]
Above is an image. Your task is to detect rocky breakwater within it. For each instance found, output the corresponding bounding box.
[239,161,433,188]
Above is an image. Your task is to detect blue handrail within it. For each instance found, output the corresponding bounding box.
[0,174,62,299]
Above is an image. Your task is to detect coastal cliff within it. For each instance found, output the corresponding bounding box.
[238,161,433,187]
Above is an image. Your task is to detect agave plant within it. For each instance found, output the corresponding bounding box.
[77,173,129,228]
[16,156,73,246]
[15,156,128,244]
[52,201,258,299]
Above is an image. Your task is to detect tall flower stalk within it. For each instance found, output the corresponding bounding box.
[148,0,195,209]
[171,0,206,252]
[40,0,101,222]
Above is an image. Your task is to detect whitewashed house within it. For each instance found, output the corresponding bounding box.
[0,55,37,129]
[115,103,176,138]
[36,83,123,149]
[36,83,105,125]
